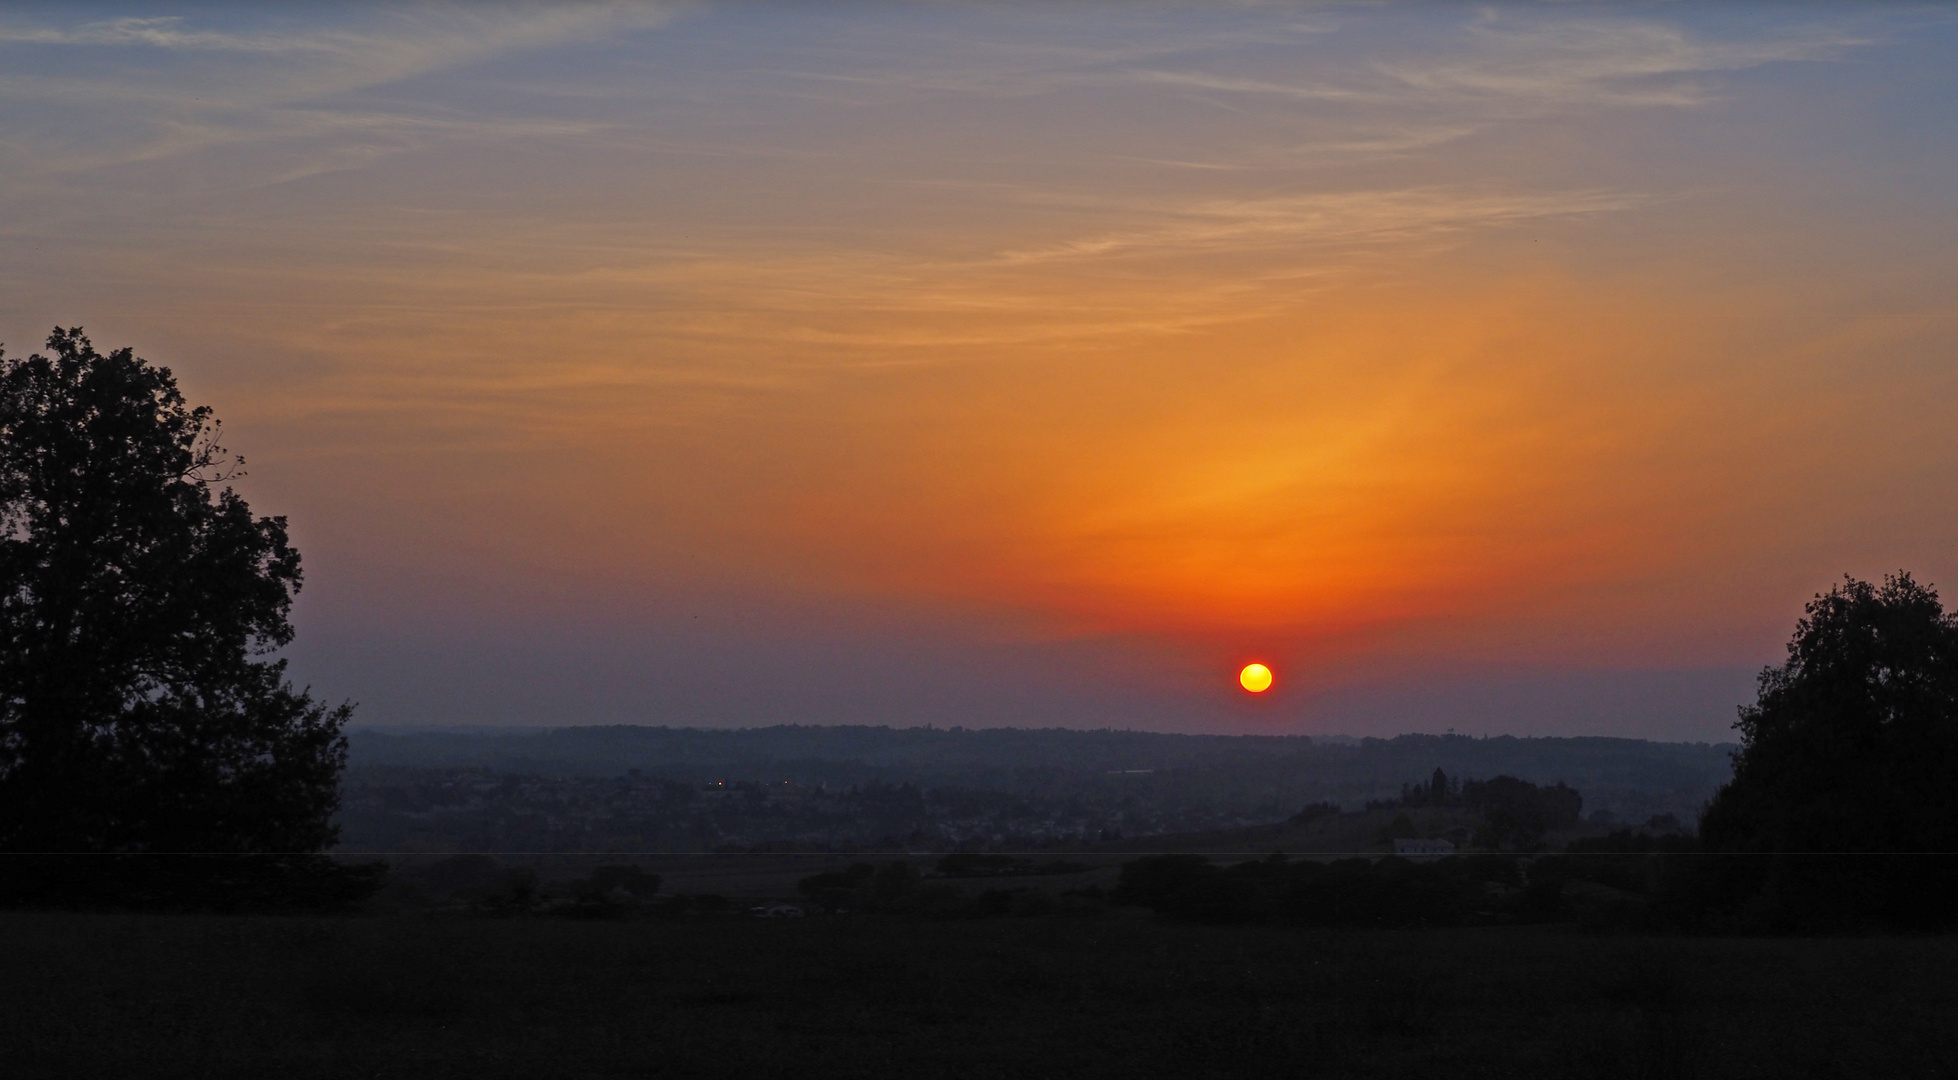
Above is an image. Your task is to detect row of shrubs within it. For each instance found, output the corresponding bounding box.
[10,847,1950,932]
[403,847,1958,931]
[797,845,1958,932]
[792,852,1612,927]
[373,857,732,918]
[1110,848,1958,933]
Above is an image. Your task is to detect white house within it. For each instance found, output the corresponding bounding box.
[1393,838,1456,858]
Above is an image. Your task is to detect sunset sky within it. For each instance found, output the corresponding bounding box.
[4,2,1955,739]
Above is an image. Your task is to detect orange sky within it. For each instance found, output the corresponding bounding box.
[3,3,1955,736]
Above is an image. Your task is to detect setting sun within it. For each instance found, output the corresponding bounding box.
[1238,663,1273,694]
[7,2,1953,744]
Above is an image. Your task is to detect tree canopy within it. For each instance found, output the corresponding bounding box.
[1691,572,1958,928]
[1700,572,1958,856]
[0,328,348,854]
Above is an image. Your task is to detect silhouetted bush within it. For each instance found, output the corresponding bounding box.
[935,853,1090,878]
[1113,852,1530,927]
[564,865,660,903]
[797,861,922,913]
[1287,801,1341,825]
[936,853,1021,877]
[1464,776,1582,850]
[797,863,878,911]
[1377,814,1418,842]
[1567,830,1697,855]
[553,865,664,918]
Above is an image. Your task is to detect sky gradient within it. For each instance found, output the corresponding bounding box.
[4,2,1955,738]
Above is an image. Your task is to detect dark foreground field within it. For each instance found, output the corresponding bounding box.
[6,912,1955,1080]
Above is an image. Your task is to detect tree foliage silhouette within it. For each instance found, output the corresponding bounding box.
[0,328,349,854]
[1701,572,1958,855]
[1696,573,1958,927]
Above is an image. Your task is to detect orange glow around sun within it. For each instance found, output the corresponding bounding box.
[1238,663,1273,694]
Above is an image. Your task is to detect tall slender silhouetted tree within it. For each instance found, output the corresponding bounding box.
[0,328,349,854]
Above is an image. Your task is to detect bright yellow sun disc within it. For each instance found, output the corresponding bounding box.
[1238,663,1273,693]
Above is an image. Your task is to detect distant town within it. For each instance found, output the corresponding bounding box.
[335,726,1733,854]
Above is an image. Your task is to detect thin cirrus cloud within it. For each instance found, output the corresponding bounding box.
[1,2,1953,737]
[0,15,356,51]
[1377,17,1870,106]
[0,6,679,182]
[994,188,1649,266]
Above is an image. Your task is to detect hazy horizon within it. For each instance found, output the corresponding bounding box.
[341,718,1740,745]
[5,2,1953,739]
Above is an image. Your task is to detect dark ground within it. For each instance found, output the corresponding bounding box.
[5,911,1956,1079]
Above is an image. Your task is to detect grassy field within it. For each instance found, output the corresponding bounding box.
[6,911,1956,1079]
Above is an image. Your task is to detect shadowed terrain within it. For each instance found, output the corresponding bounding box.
[6,910,1956,1079]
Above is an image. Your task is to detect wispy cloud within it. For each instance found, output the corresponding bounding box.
[0,5,682,63]
[0,16,339,52]
[1128,69,1375,104]
[998,187,1647,265]
[0,5,681,180]
[1380,17,1869,108]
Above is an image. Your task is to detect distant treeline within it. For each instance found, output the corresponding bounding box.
[347,726,1732,825]
[1108,846,1956,933]
[1371,769,1590,849]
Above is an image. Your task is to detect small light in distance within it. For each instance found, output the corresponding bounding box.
[1239,663,1273,694]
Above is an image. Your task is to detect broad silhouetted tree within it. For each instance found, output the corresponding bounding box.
[1696,573,1958,927]
[0,328,349,855]
[1701,572,1958,854]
